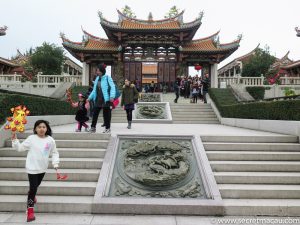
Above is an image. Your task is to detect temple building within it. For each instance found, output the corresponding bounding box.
[218,44,260,77]
[62,10,241,89]
[0,50,82,76]
[218,45,300,78]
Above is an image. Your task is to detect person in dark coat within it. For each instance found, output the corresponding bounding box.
[201,73,210,104]
[174,77,181,103]
[121,79,139,129]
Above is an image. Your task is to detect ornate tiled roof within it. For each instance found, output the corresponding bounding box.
[0,57,18,67]
[61,34,118,52]
[182,31,240,53]
[99,9,203,31]
[281,60,300,69]
[121,20,180,29]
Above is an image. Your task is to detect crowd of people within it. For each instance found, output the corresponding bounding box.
[174,74,210,104]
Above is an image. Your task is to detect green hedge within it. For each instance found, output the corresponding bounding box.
[0,93,76,125]
[208,88,238,115]
[209,88,300,120]
[246,87,265,100]
[222,100,300,120]
[70,86,90,100]
[0,89,56,100]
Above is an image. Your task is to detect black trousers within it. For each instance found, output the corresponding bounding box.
[126,109,133,122]
[27,173,45,207]
[91,106,112,129]
[174,90,179,102]
[103,107,112,129]
[91,107,102,128]
[203,90,208,103]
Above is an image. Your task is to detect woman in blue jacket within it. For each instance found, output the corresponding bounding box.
[88,64,116,133]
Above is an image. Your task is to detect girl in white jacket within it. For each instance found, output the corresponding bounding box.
[11,120,59,222]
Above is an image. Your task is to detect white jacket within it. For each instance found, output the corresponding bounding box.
[12,135,59,174]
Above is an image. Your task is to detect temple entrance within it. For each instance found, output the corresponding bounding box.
[124,62,176,92]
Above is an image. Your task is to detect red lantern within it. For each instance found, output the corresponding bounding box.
[194,65,202,71]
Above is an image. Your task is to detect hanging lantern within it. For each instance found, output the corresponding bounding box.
[194,64,202,71]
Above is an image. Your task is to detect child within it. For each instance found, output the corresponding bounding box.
[72,93,90,132]
[192,83,199,103]
[11,120,59,222]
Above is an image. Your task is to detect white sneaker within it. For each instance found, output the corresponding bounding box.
[102,129,111,133]
[75,129,81,132]
[85,127,90,132]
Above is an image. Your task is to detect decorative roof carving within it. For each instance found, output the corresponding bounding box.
[0,25,8,36]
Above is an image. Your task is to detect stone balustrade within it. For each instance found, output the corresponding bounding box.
[280,77,300,85]
[219,75,300,88]
[37,74,82,86]
[0,73,82,86]
[0,73,22,83]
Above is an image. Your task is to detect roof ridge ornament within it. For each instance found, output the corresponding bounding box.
[98,11,104,21]
[197,11,204,21]
[0,25,8,36]
[296,27,300,37]
[59,32,66,41]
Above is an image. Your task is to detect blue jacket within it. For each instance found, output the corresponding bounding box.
[88,74,116,103]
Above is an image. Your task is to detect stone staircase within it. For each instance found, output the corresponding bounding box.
[0,132,110,213]
[106,103,219,124]
[170,104,219,124]
[202,135,300,216]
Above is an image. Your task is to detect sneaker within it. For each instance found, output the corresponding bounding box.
[102,128,111,133]
[89,127,96,133]
[75,129,81,132]
[85,127,90,132]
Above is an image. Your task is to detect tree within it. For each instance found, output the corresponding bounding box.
[122,5,136,18]
[241,46,276,77]
[30,42,64,75]
[165,6,180,18]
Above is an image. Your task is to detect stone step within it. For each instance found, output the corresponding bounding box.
[219,184,300,199]
[170,104,212,108]
[0,181,97,196]
[0,195,93,213]
[5,139,109,149]
[173,117,218,120]
[214,172,300,184]
[172,114,217,118]
[18,132,110,140]
[204,143,300,151]
[0,168,100,181]
[0,157,103,169]
[0,148,106,158]
[201,135,298,143]
[173,121,219,124]
[171,108,214,113]
[211,161,300,172]
[207,151,300,161]
[223,199,300,216]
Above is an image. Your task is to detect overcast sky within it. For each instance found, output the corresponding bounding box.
[0,0,299,68]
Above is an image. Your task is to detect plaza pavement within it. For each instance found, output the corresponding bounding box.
[0,122,296,224]
[1,213,300,225]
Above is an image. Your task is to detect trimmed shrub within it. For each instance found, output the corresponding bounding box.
[221,100,300,121]
[246,87,265,100]
[0,93,75,125]
[209,88,300,121]
[208,88,238,115]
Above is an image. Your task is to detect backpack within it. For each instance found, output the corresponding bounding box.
[106,76,120,99]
